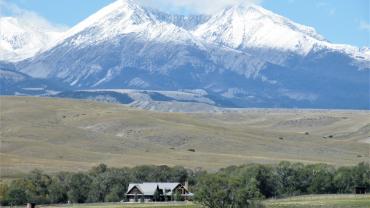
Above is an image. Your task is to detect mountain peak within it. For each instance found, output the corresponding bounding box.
[231,3,269,15]
[60,0,156,43]
[226,3,324,40]
[108,0,142,11]
[194,3,327,64]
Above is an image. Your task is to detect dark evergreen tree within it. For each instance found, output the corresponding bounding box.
[153,185,161,201]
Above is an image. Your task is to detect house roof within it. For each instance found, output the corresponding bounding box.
[126,182,184,196]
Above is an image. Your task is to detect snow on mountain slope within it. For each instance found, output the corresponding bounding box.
[0,16,65,62]
[313,44,370,69]
[194,4,324,55]
[58,0,202,47]
[194,3,370,66]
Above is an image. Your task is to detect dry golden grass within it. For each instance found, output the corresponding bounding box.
[0,96,369,178]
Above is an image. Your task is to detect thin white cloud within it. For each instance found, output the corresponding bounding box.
[360,21,370,32]
[138,0,263,14]
[0,0,68,31]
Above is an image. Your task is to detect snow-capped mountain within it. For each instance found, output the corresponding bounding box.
[0,16,65,62]
[194,3,370,66]
[18,0,265,87]
[3,0,369,110]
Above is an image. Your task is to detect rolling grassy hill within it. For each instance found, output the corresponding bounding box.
[0,96,369,178]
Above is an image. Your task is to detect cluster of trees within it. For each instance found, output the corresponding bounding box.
[0,164,201,206]
[195,162,370,208]
[0,162,368,207]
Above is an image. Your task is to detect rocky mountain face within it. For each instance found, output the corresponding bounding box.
[1,0,369,110]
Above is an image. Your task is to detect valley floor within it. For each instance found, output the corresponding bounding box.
[0,96,369,177]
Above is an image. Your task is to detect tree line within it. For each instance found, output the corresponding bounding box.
[195,162,369,208]
[0,162,368,207]
[0,165,195,206]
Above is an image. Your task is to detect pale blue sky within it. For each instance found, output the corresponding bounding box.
[1,0,369,47]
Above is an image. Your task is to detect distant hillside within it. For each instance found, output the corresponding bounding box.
[1,97,369,178]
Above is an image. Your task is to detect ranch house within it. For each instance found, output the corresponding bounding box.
[125,182,193,202]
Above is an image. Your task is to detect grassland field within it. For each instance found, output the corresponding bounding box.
[0,96,369,179]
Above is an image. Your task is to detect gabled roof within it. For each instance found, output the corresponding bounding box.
[126,182,184,196]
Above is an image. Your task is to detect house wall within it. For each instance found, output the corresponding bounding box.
[127,195,153,202]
